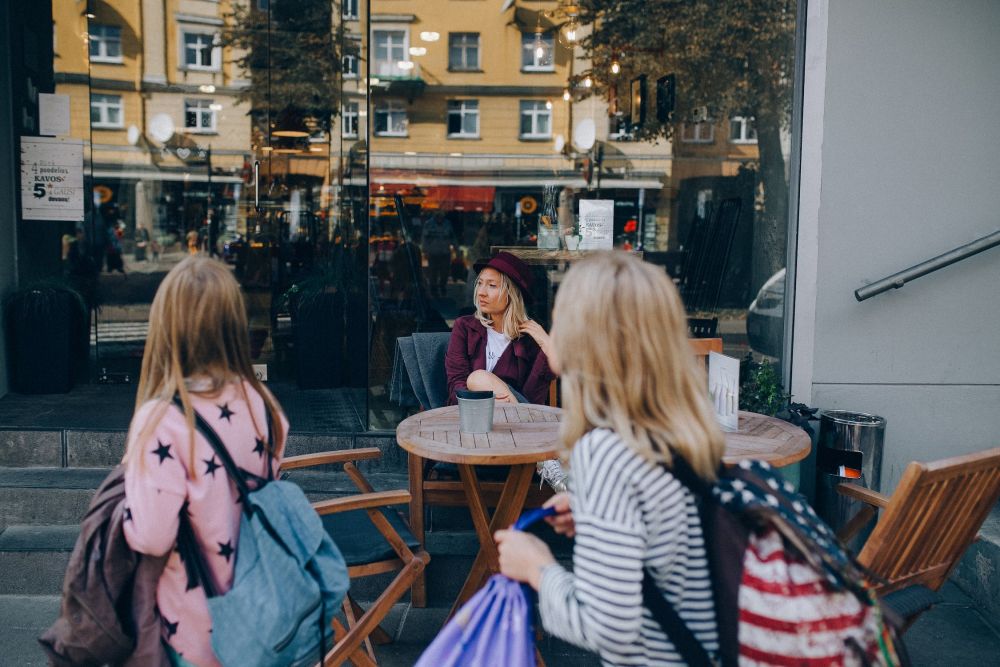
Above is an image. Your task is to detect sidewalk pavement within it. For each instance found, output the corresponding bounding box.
[2,582,998,666]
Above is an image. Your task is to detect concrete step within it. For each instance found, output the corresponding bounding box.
[952,501,1000,634]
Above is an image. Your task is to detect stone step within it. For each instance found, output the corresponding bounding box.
[952,501,1000,634]
[0,427,402,470]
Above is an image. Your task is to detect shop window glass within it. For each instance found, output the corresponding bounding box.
[90,93,123,128]
[447,100,479,137]
[449,33,480,70]
[89,25,122,63]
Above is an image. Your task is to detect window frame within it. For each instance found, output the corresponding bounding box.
[90,93,124,129]
[181,30,221,72]
[374,100,408,137]
[342,0,359,20]
[88,24,123,64]
[728,115,758,144]
[184,98,217,133]
[342,101,360,138]
[372,29,409,77]
[521,32,555,72]
[448,33,481,71]
[447,99,480,138]
[681,121,715,144]
[519,100,552,140]
[342,53,359,79]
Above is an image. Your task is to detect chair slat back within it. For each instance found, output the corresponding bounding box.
[858,447,1000,595]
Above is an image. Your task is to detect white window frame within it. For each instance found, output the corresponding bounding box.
[342,53,359,79]
[89,24,123,64]
[90,93,124,129]
[448,33,480,71]
[342,0,359,20]
[519,100,551,139]
[184,99,217,133]
[374,100,407,137]
[521,32,555,72]
[728,115,758,144]
[608,115,634,142]
[342,101,359,138]
[681,121,715,143]
[181,30,221,72]
[447,100,479,138]
[373,29,409,77]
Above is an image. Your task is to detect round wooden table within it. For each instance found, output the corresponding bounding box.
[396,405,810,615]
[397,403,563,616]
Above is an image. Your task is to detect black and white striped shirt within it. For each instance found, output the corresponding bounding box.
[538,429,719,666]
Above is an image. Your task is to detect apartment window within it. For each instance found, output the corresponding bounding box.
[185,99,216,133]
[448,33,480,71]
[447,100,479,137]
[88,25,122,63]
[519,100,551,139]
[90,94,124,128]
[521,32,554,71]
[729,115,758,144]
[342,0,359,20]
[374,100,407,136]
[182,31,220,71]
[609,115,634,142]
[342,102,359,138]
[373,30,407,76]
[342,54,359,78]
[681,121,714,143]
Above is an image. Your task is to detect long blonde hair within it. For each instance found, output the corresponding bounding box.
[551,251,724,481]
[473,270,529,340]
[124,255,285,475]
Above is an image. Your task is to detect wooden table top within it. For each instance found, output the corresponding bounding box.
[396,404,563,465]
[722,411,811,468]
[397,406,810,468]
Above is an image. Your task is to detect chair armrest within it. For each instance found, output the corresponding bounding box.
[837,482,890,508]
[281,447,382,471]
[312,490,412,516]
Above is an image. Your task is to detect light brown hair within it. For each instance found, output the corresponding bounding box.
[124,255,284,474]
[551,251,724,481]
[473,269,529,340]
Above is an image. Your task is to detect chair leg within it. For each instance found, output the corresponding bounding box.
[330,619,378,667]
[408,453,428,608]
[342,597,376,662]
[348,596,393,646]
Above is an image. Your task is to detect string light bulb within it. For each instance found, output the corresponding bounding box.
[562,89,571,101]
[583,76,593,88]
[611,60,620,75]
[545,100,553,110]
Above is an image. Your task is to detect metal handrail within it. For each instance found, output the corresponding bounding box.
[855,229,1000,302]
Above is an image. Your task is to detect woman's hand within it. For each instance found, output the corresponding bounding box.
[519,320,553,358]
[543,492,575,537]
[495,529,556,590]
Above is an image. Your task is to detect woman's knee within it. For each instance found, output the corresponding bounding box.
[466,369,494,391]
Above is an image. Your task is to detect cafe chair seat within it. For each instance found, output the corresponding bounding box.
[320,509,422,568]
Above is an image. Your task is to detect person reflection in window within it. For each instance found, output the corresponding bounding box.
[445,252,555,405]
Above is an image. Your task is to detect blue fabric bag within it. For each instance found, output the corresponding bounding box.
[414,507,557,667]
[176,400,349,667]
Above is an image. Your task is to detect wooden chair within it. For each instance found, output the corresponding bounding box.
[689,336,723,359]
[280,448,430,667]
[837,446,1000,627]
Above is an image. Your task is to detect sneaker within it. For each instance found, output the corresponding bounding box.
[536,459,569,493]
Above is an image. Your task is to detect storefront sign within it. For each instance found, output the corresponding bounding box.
[39,93,71,136]
[578,199,614,249]
[20,137,85,221]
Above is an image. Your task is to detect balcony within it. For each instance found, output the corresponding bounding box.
[372,60,426,99]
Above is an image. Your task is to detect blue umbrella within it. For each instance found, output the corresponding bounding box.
[415,507,557,667]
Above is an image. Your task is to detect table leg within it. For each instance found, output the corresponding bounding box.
[408,452,427,608]
[449,463,536,618]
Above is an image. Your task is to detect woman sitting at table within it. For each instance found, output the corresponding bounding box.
[445,251,555,405]
[495,251,725,665]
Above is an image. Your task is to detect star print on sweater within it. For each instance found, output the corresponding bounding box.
[152,440,173,464]
[203,456,222,477]
[217,540,234,563]
[253,437,266,457]
[163,616,179,639]
[217,403,235,422]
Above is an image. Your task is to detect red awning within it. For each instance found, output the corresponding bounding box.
[424,186,496,212]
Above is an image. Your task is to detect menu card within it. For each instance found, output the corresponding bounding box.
[708,352,740,431]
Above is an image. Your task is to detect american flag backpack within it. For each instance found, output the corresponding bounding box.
[643,457,907,667]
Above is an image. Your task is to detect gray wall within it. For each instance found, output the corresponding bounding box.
[804,0,1000,491]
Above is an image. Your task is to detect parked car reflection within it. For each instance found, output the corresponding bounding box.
[747,268,785,359]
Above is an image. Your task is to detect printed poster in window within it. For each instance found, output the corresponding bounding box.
[577,199,614,250]
[20,137,85,221]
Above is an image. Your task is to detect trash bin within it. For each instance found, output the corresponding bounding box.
[815,411,886,548]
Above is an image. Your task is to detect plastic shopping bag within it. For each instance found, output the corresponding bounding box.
[414,507,557,667]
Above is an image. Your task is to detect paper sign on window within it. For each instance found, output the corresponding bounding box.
[577,199,614,250]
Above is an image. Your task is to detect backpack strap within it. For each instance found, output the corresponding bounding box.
[642,569,715,667]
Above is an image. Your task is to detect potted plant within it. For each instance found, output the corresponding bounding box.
[738,353,790,416]
[5,281,88,393]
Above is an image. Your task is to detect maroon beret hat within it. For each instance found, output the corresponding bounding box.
[473,251,534,302]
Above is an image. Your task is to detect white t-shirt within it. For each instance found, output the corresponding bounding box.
[485,326,511,373]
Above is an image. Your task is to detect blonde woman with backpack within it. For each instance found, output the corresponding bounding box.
[122,255,288,667]
[495,251,726,666]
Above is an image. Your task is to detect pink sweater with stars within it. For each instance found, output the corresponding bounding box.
[123,382,287,667]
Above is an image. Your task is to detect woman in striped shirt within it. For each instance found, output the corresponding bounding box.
[495,251,726,666]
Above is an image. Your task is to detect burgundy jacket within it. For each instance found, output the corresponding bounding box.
[445,315,555,405]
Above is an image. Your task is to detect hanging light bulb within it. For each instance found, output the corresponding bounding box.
[545,100,553,110]
[535,42,545,59]
[611,60,620,75]
[583,76,593,88]
[562,89,571,102]
[559,18,580,47]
